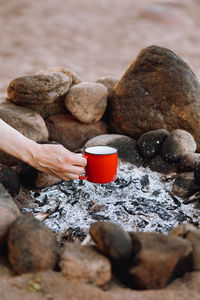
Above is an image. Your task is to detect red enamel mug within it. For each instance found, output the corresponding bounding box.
[79,146,118,184]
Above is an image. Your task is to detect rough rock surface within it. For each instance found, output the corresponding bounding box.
[84,134,144,166]
[170,224,200,271]
[109,45,200,149]
[161,129,196,162]
[60,243,111,286]
[126,231,193,289]
[0,99,49,165]
[46,114,108,151]
[17,162,60,189]
[7,72,71,105]
[65,82,108,123]
[0,164,20,196]
[148,155,178,174]
[193,162,200,185]
[22,95,67,119]
[172,172,198,198]
[137,129,169,159]
[89,221,137,263]
[96,76,119,98]
[0,184,21,248]
[8,215,60,274]
[179,153,200,172]
[170,223,198,237]
[36,66,81,85]
[179,230,200,271]
[0,99,48,140]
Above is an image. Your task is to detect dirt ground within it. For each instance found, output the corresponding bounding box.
[1,0,200,96]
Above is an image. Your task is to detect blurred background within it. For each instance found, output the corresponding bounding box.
[0,0,200,94]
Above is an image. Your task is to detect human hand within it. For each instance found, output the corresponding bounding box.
[30,143,87,181]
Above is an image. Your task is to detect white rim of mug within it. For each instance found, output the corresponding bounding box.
[83,145,118,155]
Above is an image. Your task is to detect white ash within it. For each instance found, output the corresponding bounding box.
[25,163,199,234]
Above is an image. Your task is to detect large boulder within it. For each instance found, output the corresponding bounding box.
[109,45,200,150]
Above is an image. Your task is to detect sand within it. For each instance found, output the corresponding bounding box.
[0,0,200,95]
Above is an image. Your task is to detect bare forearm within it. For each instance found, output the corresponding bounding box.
[0,119,39,164]
[0,119,87,181]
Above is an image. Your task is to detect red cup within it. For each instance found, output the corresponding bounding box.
[79,145,118,184]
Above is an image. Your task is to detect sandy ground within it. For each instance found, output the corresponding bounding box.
[0,0,200,95]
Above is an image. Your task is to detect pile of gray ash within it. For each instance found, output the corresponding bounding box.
[24,162,199,236]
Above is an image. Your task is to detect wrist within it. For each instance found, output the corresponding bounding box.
[22,139,41,167]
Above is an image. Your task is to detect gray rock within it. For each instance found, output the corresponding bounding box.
[161,129,197,162]
[65,82,108,123]
[84,134,144,166]
[137,129,169,158]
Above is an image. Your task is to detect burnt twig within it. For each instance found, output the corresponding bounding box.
[183,191,200,204]
[165,189,181,207]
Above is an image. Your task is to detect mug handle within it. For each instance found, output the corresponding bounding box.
[79,174,88,180]
[79,154,88,180]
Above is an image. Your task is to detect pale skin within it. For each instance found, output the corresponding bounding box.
[0,119,87,181]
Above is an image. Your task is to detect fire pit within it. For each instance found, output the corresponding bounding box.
[24,162,199,236]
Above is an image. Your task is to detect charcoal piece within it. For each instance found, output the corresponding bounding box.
[140,175,149,188]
